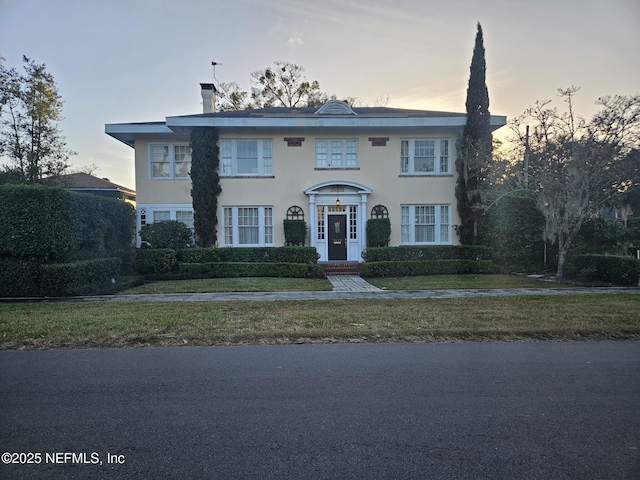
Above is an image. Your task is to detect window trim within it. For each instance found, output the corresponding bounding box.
[220,139,274,177]
[400,204,451,245]
[222,206,275,247]
[400,138,451,176]
[315,139,358,169]
[148,143,192,179]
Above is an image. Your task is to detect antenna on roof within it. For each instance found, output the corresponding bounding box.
[211,60,222,88]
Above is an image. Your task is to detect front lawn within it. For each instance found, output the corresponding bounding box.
[1,294,638,350]
[366,274,563,290]
[119,277,333,294]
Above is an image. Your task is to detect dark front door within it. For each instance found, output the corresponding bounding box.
[327,215,347,261]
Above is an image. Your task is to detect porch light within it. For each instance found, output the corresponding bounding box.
[335,195,340,206]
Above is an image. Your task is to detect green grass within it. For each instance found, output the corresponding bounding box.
[1,294,638,350]
[119,274,555,295]
[366,274,564,290]
[119,277,333,294]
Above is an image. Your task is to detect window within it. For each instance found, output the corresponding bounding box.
[400,139,450,175]
[316,139,358,168]
[222,207,274,246]
[220,139,273,176]
[149,144,191,179]
[400,205,450,244]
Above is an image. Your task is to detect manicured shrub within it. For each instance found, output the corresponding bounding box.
[0,185,134,262]
[135,249,177,274]
[214,246,318,264]
[0,258,42,297]
[139,220,193,249]
[567,254,639,285]
[366,218,391,247]
[362,245,492,262]
[284,219,307,246]
[40,258,122,296]
[176,248,221,264]
[361,260,496,277]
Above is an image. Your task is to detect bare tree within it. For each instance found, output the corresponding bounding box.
[511,88,640,277]
[249,61,322,108]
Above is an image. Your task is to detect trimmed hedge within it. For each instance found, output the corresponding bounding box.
[0,258,43,297]
[567,254,639,286]
[284,220,307,246]
[40,257,122,296]
[176,248,221,264]
[0,185,134,261]
[362,245,492,262]
[179,262,323,278]
[176,246,319,264]
[366,218,391,247]
[361,260,497,277]
[135,249,178,274]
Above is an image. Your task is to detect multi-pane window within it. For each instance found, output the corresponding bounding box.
[316,139,358,168]
[400,139,450,175]
[220,139,273,176]
[317,206,325,240]
[150,144,191,179]
[223,207,274,246]
[153,210,170,222]
[400,205,450,244]
[349,206,357,240]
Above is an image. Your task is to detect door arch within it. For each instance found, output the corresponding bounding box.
[304,181,372,262]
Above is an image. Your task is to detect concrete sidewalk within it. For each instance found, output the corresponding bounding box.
[81,284,640,303]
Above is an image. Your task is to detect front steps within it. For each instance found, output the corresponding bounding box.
[320,262,362,276]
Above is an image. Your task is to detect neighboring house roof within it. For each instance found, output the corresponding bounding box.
[53,172,136,202]
[105,102,507,148]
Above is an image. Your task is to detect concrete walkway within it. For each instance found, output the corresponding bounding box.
[326,275,381,292]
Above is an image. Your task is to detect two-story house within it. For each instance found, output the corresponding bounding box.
[105,84,506,262]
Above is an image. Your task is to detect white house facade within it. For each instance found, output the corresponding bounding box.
[106,84,506,262]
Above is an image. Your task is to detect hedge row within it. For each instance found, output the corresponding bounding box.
[179,262,323,278]
[363,245,493,262]
[0,257,123,297]
[0,185,134,262]
[361,260,497,277]
[567,254,639,286]
[135,247,321,276]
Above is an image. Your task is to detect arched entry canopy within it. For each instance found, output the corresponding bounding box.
[304,181,372,262]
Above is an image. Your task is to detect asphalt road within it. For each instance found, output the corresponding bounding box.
[1,342,638,479]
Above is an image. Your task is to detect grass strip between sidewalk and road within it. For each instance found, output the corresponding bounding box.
[1,294,639,350]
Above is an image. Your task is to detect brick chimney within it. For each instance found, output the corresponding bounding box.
[200,83,217,114]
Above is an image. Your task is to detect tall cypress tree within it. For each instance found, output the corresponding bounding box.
[190,127,221,246]
[456,22,492,244]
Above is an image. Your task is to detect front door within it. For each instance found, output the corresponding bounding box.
[327,215,347,261]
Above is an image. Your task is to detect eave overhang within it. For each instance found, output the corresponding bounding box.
[104,123,173,148]
[105,113,508,146]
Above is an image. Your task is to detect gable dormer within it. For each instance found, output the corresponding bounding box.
[314,100,357,116]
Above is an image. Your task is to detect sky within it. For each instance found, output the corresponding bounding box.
[1,0,639,189]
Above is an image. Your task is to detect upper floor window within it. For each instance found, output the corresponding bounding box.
[150,144,191,179]
[221,139,273,176]
[316,139,358,168]
[400,139,450,175]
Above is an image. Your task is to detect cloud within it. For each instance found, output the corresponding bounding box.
[287,34,304,47]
